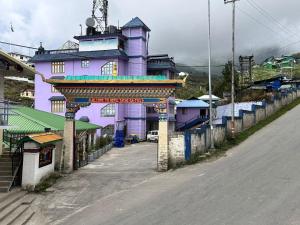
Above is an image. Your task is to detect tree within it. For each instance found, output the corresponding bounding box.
[213,61,239,98]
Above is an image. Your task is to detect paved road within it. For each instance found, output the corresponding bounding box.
[36,143,158,224]
[58,105,300,225]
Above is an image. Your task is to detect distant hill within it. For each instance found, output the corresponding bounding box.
[175,63,224,99]
[5,79,34,107]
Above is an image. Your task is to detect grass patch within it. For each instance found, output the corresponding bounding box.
[185,97,300,166]
[34,173,62,193]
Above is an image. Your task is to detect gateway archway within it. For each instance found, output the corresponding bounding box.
[47,75,183,172]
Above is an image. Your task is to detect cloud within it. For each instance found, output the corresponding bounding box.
[0,0,300,65]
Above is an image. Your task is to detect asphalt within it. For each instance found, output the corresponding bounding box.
[43,104,300,225]
[36,143,158,225]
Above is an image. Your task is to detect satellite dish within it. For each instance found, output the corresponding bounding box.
[86,17,96,27]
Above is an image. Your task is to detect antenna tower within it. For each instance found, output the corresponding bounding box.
[92,0,108,33]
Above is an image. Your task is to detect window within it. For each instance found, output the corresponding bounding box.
[200,109,207,118]
[119,40,125,50]
[101,62,117,76]
[51,85,59,93]
[51,100,65,113]
[101,104,115,117]
[182,108,187,115]
[81,60,90,68]
[51,62,65,74]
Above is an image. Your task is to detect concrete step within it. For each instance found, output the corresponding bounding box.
[0,191,26,212]
[0,176,13,182]
[25,212,45,225]
[0,194,35,224]
[0,181,11,187]
[0,161,11,165]
[9,207,35,225]
[0,171,12,176]
[1,204,30,225]
[0,158,11,163]
[0,165,12,171]
[0,187,9,193]
[0,155,11,160]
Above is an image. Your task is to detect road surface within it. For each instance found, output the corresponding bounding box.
[59,105,300,225]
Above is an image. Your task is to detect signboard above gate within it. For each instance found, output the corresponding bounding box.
[73,98,166,104]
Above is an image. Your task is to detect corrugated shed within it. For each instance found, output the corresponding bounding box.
[7,107,100,134]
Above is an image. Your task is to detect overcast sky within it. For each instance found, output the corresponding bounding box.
[1,0,300,65]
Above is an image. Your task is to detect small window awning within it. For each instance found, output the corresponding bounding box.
[20,133,63,145]
[49,96,65,101]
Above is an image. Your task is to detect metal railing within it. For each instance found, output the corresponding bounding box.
[11,143,23,187]
[177,115,209,130]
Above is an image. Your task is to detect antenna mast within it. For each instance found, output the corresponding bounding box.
[92,0,108,33]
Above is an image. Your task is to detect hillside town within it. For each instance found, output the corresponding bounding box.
[0,0,300,225]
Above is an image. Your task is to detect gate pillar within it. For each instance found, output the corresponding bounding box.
[156,102,169,172]
[62,103,79,173]
[0,75,4,156]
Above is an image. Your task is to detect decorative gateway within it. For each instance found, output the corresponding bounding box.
[46,75,184,172]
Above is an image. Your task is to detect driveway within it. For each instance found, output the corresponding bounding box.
[36,143,158,225]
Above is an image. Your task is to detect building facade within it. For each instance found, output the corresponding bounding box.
[31,17,176,139]
[176,99,209,131]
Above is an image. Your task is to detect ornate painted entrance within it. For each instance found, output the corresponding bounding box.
[47,75,183,172]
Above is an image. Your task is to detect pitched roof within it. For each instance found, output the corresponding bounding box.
[30,50,128,63]
[198,95,221,101]
[176,100,209,108]
[20,133,63,145]
[122,17,151,31]
[7,106,100,134]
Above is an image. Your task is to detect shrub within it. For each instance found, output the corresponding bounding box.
[95,136,113,149]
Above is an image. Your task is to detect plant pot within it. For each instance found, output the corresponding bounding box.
[93,151,98,159]
[97,149,101,158]
[99,148,104,156]
[88,154,94,162]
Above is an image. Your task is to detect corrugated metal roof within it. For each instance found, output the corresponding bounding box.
[176,100,209,108]
[122,17,151,31]
[198,95,221,101]
[22,133,63,145]
[7,107,100,134]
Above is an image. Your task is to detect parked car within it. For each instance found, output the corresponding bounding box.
[147,130,159,142]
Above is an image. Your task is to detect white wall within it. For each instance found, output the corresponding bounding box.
[22,150,55,188]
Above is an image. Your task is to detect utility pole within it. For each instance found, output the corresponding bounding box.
[207,0,214,149]
[224,0,238,137]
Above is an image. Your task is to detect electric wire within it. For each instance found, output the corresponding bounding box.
[246,0,300,39]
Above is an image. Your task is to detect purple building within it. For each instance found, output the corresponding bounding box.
[31,17,176,139]
[176,99,209,131]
